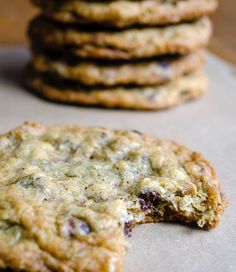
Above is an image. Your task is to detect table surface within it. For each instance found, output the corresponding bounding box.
[0,47,236,272]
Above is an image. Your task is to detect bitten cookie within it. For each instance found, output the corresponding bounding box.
[31,50,205,86]
[26,69,208,110]
[0,122,226,271]
[31,0,218,27]
[29,16,212,59]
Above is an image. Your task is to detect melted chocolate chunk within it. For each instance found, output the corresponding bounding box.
[67,218,91,237]
[139,192,161,211]
[124,221,133,237]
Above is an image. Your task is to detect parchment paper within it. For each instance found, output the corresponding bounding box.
[0,47,235,272]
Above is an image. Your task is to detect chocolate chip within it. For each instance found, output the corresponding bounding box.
[139,192,161,211]
[180,90,190,97]
[101,132,107,139]
[131,130,143,136]
[124,221,133,237]
[67,218,91,237]
[159,61,170,69]
[146,93,156,102]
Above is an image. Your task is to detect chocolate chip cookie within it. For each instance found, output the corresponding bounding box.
[31,50,205,86]
[32,0,218,28]
[0,122,226,271]
[29,16,212,59]
[26,69,208,110]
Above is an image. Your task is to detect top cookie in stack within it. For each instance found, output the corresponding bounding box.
[27,0,218,110]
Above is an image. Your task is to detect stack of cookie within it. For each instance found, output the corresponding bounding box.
[27,0,218,110]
